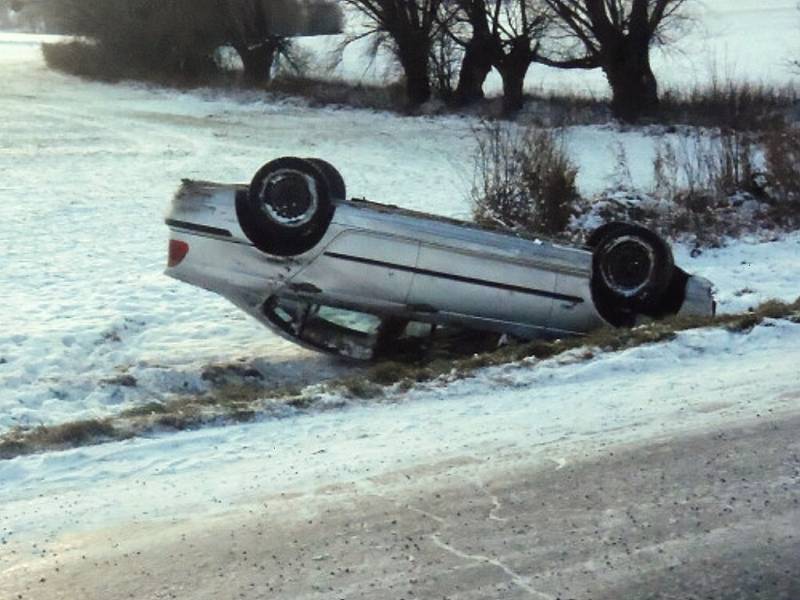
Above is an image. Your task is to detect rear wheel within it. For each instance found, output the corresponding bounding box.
[591,223,674,326]
[236,157,334,256]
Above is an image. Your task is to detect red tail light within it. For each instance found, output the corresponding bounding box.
[168,239,189,267]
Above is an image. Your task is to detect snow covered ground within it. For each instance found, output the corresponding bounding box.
[0,4,799,596]
[2,10,800,433]
[1,318,798,560]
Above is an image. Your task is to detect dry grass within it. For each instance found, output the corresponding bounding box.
[0,419,122,459]
[579,123,800,249]
[658,81,798,130]
[763,127,800,228]
[326,297,800,396]
[3,298,799,460]
[266,75,406,111]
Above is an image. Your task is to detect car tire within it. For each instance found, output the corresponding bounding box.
[236,157,334,257]
[585,221,631,249]
[591,223,674,326]
[304,158,346,200]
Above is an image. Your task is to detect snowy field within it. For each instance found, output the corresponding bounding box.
[1,1,800,433]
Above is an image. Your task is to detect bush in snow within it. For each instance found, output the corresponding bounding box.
[42,0,225,82]
[471,121,580,237]
[647,128,768,246]
[569,127,795,249]
[763,127,800,228]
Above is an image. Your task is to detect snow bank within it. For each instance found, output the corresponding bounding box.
[1,319,798,552]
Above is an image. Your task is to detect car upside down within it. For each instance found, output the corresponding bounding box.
[165,156,715,360]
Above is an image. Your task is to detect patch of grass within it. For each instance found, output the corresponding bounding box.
[337,376,384,400]
[0,419,121,459]
[200,363,263,385]
[102,374,138,388]
[658,81,798,130]
[0,439,28,460]
[364,360,428,386]
[345,297,800,390]
[3,298,798,460]
[763,127,800,229]
[119,401,168,418]
[471,121,579,238]
[196,383,264,406]
[152,413,198,431]
[266,75,406,112]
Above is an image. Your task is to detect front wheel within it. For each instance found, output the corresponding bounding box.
[236,157,334,257]
[591,223,674,326]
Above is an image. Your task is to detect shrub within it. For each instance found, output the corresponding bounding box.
[42,40,114,80]
[763,126,800,227]
[471,121,580,237]
[429,29,460,102]
[649,128,765,245]
[41,0,227,83]
[658,81,798,130]
[653,129,759,202]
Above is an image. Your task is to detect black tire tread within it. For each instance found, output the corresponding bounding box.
[237,157,334,257]
[590,223,674,326]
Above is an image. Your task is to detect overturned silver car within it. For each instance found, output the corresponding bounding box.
[165,157,715,360]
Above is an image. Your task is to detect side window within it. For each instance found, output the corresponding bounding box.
[315,306,382,335]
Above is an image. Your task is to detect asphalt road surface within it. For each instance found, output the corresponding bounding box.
[3,412,799,600]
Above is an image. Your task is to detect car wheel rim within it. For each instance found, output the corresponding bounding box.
[259,169,319,228]
[600,236,656,298]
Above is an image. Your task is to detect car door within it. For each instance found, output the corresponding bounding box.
[406,242,557,326]
[290,229,420,309]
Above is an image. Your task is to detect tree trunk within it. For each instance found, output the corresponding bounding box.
[602,39,659,122]
[454,36,493,106]
[234,41,279,85]
[497,45,532,115]
[397,39,432,107]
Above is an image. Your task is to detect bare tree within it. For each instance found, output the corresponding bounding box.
[539,0,690,121]
[446,0,548,112]
[225,0,343,84]
[445,0,493,105]
[342,0,445,106]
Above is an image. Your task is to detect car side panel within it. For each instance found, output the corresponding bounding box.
[406,242,557,326]
[550,272,608,332]
[290,230,420,307]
